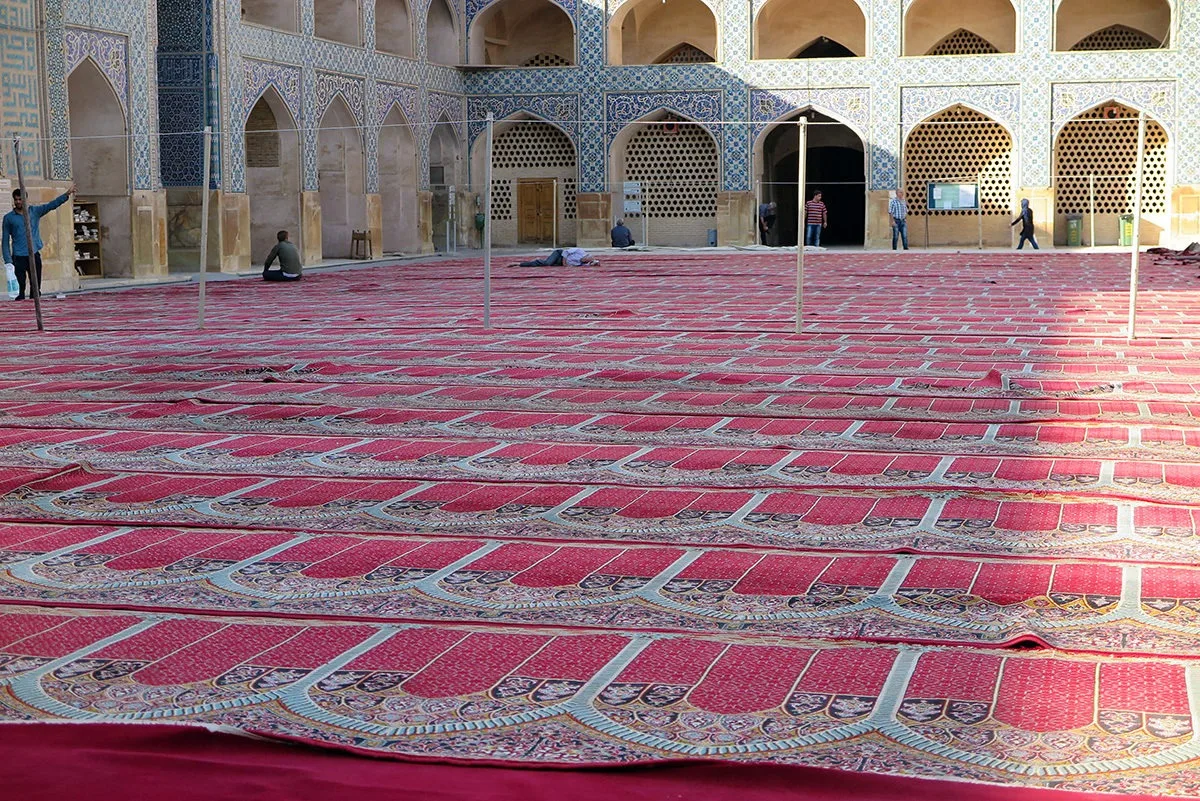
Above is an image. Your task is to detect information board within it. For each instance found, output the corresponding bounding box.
[927,182,979,211]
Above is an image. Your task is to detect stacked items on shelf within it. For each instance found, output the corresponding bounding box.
[73,201,102,277]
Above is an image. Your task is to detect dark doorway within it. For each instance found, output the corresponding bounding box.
[762,111,865,247]
[791,37,856,58]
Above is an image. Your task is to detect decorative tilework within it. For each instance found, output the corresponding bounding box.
[315,72,366,125]
[750,88,871,140]
[604,91,722,142]
[1051,81,1176,138]
[429,90,466,137]
[900,85,1020,140]
[2,0,46,178]
[466,94,579,145]
[63,29,129,114]
[376,82,420,125]
[243,61,303,123]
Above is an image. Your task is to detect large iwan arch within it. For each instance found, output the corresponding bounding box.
[469,0,575,66]
[1056,0,1171,51]
[904,0,1016,55]
[608,0,717,65]
[753,0,865,60]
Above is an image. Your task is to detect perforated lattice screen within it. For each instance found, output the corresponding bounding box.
[657,43,713,63]
[1070,25,1160,51]
[521,52,572,67]
[904,106,1013,216]
[927,29,1000,56]
[493,122,576,170]
[563,177,577,219]
[1054,106,1168,215]
[492,179,513,220]
[624,116,718,218]
[246,101,280,168]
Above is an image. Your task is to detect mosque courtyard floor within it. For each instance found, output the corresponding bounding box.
[1,250,1200,799]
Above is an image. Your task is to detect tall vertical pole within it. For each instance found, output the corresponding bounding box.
[198,126,212,329]
[977,175,983,250]
[552,177,558,249]
[11,137,45,332]
[755,178,762,245]
[795,118,808,335]
[1127,111,1147,340]
[483,113,494,329]
[1088,174,1096,247]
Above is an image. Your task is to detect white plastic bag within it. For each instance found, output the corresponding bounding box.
[4,264,17,300]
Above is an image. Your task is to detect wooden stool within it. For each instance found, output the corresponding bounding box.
[350,230,372,260]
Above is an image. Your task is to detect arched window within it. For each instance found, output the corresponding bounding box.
[1056,0,1170,51]
[245,88,301,259]
[754,0,865,60]
[904,0,1015,55]
[314,0,361,44]
[469,0,574,66]
[426,0,460,65]
[376,0,413,57]
[317,97,366,258]
[241,0,299,31]
[609,0,718,66]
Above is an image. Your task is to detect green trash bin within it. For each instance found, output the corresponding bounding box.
[1066,214,1082,247]
[1119,214,1134,247]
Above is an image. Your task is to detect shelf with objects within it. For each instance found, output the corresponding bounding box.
[72,200,103,277]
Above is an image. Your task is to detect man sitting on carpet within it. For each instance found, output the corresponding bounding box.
[262,230,303,282]
[610,219,635,248]
[512,247,598,267]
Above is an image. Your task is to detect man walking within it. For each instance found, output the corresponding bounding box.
[2,183,76,300]
[804,190,828,247]
[889,189,910,251]
[758,201,777,245]
[1011,199,1039,250]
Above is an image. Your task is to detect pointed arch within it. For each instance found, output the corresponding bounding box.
[376,0,414,57]
[1055,0,1170,51]
[903,104,1014,245]
[608,0,718,65]
[68,56,131,277]
[315,0,361,44]
[469,0,575,66]
[379,103,419,253]
[753,0,865,60]
[610,110,720,246]
[1053,101,1169,245]
[904,0,1015,56]
[426,0,461,65]
[428,113,462,251]
[246,86,302,263]
[318,94,367,258]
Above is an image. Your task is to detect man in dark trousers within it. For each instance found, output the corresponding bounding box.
[2,183,76,300]
[758,201,777,245]
[1011,199,1039,250]
[610,219,635,248]
[262,230,303,281]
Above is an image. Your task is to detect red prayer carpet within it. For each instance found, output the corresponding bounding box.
[1,251,1200,798]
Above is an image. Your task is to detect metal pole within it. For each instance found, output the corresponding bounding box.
[1088,174,1096,247]
[795,118,807,335]
[755,178,762,245]
[445,185,452,254]
[552,177,558,249]
[1127,111,1147,340]
[977,176,983,250]
[11,136,45,331]
[197,126,212,329]
[483,113,494,329]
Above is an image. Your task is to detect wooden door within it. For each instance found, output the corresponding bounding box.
[517,179,555,244]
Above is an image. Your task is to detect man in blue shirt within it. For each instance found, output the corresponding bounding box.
[2,184,76,300]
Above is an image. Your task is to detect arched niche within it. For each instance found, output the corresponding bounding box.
[314,0,361,44]
[753,109,866,246]
[754,0,865,60]
[1057,0,1170,51]
[245,87,302,262]
[426,0,461,65]
[241,0,299,32]
[902,104,1014,246]
[904,0,1016,55]
[68,59,131,277]
[376,0,414,57]
[610,111,719,246]
[472,114,579,246]
[378,105,419,253]
[1053,102,1169,245]
[609,0,718,66]
[317,96,366,258]
[428,119,462,250]
[469,0,575,66]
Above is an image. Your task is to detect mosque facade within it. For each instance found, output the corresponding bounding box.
[1,0,1197,290]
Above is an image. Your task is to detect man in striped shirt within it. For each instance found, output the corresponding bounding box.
[889,189,910,250]
[804,191,828,247]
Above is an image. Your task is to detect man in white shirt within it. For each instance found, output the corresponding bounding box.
[513,247,598,267]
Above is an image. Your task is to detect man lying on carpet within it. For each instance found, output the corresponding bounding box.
[262,230,303,282]
[510,247,598,267]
